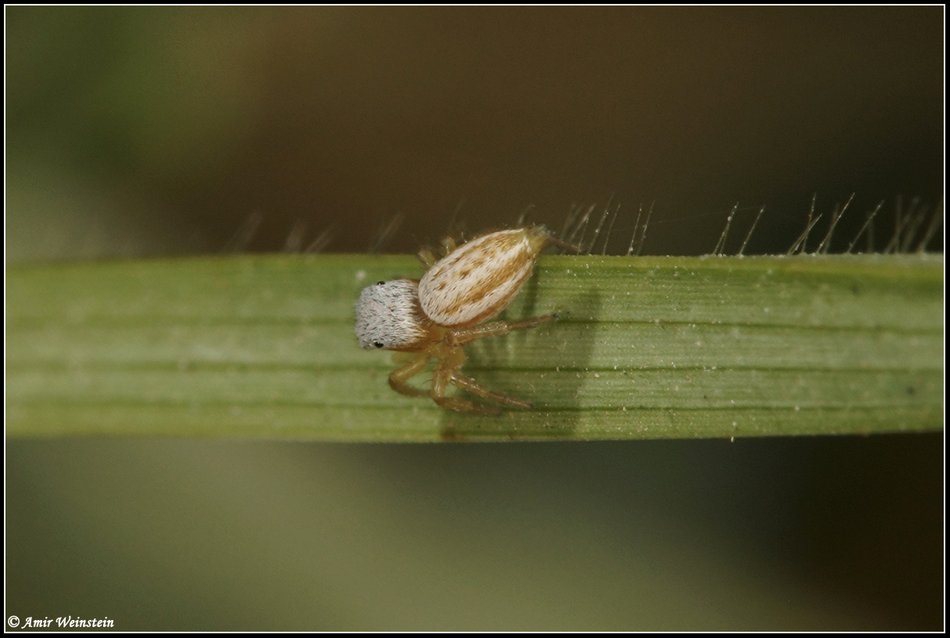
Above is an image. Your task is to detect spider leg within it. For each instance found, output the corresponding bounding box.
[432,393,501,415]
[430,346,501,415]
[440,235,458,256]
[418,235,461,267]
[417,247,438,268]
[448,314,557,347]
[450,373,531,409]
[388,352,431,398]
[546,235,583,254]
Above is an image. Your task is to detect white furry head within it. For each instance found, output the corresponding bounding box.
[355,279,427,350]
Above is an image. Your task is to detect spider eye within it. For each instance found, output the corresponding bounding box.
[376,280,386,285]
[373,341,384,348]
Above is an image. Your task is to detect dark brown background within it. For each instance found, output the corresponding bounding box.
[7,7,943,259]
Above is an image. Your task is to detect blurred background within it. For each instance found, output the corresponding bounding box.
[6,6,943,630]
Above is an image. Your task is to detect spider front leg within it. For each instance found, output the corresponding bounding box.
[388,352,431,397]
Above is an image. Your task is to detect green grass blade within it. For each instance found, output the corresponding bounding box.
[8,254,943,441]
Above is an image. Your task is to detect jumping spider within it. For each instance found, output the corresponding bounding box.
[355,225,563,414]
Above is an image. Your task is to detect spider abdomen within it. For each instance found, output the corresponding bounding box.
[418,227,550,327]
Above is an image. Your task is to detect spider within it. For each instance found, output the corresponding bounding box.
[355,225,563,414]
